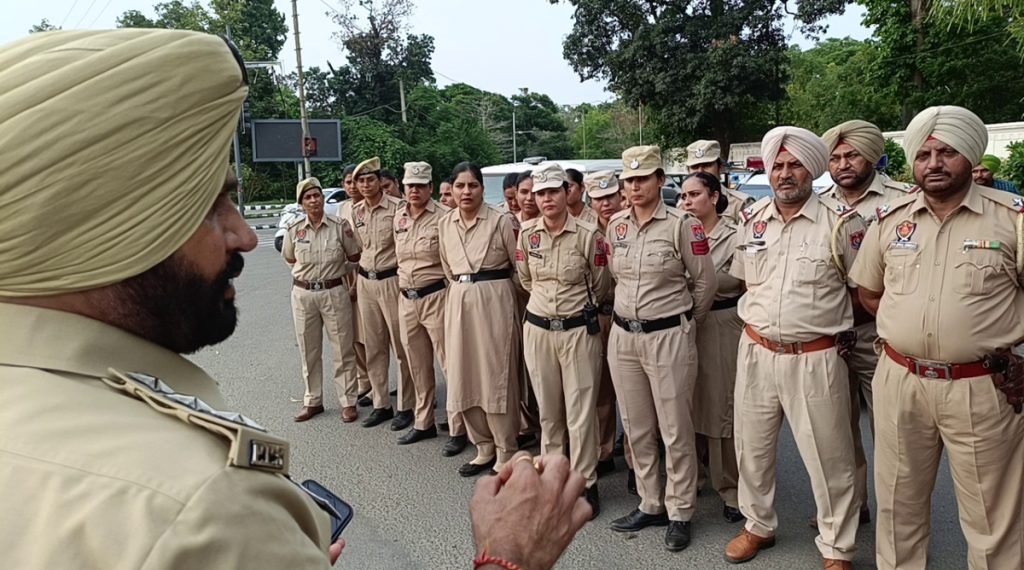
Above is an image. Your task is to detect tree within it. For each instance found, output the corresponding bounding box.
[29,19,60,33]
[565,101,643,159]
[1003,140,1024,191]
[931,0,1024,55]
[511,89,572,160]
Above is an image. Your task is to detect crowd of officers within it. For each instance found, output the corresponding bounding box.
[281,104,1024,569]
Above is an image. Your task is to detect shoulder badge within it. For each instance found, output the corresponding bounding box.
[740,196,772,224]
[287,217,306,231]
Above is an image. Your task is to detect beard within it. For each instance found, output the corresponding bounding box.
[773,179,813,204]
[110,252,245,354]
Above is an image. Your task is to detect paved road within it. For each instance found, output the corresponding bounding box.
[188,230,968,568]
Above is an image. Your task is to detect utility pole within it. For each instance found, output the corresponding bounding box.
[638,102,644,145]
[226,26,245,216]
[512,106,518,163]
[291,0,312,178]
[581,109,587,160]
[399,77,408,123]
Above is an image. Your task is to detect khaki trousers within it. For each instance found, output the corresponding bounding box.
[523,322,602,486]
[291,285,359,407]
[596,313,618,462]
[351,287,370,394]
[463,406,520,469]
[848,322,878,515]
[734,336,858,561]
[608,321,698,521]
[357,275,413,410]
[874,352,1024,570]
[696,434,739,508]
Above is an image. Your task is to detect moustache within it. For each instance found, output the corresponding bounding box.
[215,253,245,292]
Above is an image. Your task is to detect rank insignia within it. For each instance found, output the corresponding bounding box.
[752,220,767,239]
[1015,197,1024,212]
[615,223,628,240]
[895,220,916,243]
[529,232,541,249]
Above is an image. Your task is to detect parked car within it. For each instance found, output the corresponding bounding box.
[273,188,348,252]
[734,172,834,201]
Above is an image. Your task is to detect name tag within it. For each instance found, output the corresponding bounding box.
[889,241,918,250]
[529,252,543,259]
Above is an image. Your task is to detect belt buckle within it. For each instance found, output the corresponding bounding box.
[406,289,420,300]
[311,282,323,291]
[367,270,378,280]
[550,318,564,331]
[628,320,643,333]
[774,342,787,354]
[458,275,472,284]
[912,358,952,379]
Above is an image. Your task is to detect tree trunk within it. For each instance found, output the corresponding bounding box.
[904,0,930,126]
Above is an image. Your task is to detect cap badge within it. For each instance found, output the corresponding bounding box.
[598,179,609,189]
[629,158,640,169]
[534,171,548,183]
[412,165,421,175]
[694,149,705,158]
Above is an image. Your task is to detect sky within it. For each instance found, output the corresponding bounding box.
[3,0,872,105]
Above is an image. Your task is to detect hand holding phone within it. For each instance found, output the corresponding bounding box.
[300,479,354,542]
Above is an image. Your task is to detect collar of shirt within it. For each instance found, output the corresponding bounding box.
[0,303,225,407]
[823,173,886,205]
[907,184,984,216]
[537,214,578,238]
[404,199,436,220]
[767,192,821,223]
[624,200,668,226]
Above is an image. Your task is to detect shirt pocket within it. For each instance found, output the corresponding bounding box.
[641,238,678,273]
[793,244,832,286]
[882,249,921,295]
[953,249,1007,296]
[294,241,313,263]
[740,248,769,286]
[610,244,632,276]
[562,250,588,285]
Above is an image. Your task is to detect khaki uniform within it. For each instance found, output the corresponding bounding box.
[338,198,370,394]
[352,194,414,410]
[607,201,716,521]
[593,217,620,464]
[394,199,465,434]
[572,203,601,226]
[820,172,910,513]
[850,185,1024,570]
[693,219,744,508]
[508,211,542,439]
[731,194,865,561]
[0,303,331,568]
[283,214,362,407]
[438,205,522,467]
[515,216,613,485]
[722,188,755,224]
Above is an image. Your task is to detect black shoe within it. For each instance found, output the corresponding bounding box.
[626,469,637,495]
[665,521,691,552]
[613,432,625,456]
[723,505,745,523]
[397,425,437,445]
[584,486,600,520]
[389,388,398,396]
[596,458,616,477]
[439,421,450,432]
[357,394,373,408]
[442,434,468,457]
[361,407,394,428]
[458,457,495,477]
[610,508,669,532]
[390,409,414,431]
[516,432,538,449]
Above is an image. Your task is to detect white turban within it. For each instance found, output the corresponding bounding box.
[903,106,988,166]
[760,126,829,179]
[821,120,886,165]
[0,29,248,297]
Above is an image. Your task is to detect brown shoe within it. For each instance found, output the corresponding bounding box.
[293,405,324,422]
[724,528,775,564]
[341,406,358,423]
[823,559,852,569]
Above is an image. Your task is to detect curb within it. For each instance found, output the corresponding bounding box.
[245,204,287,211]
[250,224,277,230]
[244,212,281,219]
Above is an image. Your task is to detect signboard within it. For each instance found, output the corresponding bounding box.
[251,119,342,162]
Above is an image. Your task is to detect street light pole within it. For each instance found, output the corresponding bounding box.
[291,0,312,178]
[512,106,517,163]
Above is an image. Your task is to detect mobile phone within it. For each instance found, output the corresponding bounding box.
[300,479,354,542]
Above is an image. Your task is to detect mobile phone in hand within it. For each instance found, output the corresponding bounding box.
[301,479,354,541]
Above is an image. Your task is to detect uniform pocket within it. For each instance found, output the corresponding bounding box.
[882,249,921,295]
[562,250,587,284]
[793,244,831,286]
[295,242,312,263]
[643,239,678,273]
[741,248,768,286]
[953,250,1004,296]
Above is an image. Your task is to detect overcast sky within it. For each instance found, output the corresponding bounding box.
[3,0,872,105]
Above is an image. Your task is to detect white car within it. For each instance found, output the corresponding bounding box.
[273,188,348,252]
[734,172,835,201]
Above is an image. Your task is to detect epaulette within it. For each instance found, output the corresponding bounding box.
[287,216,306,231]
[324,213,342,224]
[875,193,918,221]
[729,188,756,206]
[573,217,599,234]
[977,184,1024,213]
[740,196,772,224]
[609,208,630,223]
[818,194,859,218]
[101,369,290,475]
[519,217,540,232]
[881,178,913,193]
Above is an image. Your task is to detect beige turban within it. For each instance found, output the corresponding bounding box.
[0,29,247,297]
[822,120,885,165]
[760,126,829,179]
[903,106,987,166]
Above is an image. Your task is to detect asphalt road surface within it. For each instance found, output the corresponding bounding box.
[188,228,969,569]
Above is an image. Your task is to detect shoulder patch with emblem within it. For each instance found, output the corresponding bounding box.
[740,196,772,224]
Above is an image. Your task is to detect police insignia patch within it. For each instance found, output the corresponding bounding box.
[615,223,628,240]
[398,217,408,229]
[690,223,709,255]
[850,230,865,250]
[529,232,541,249]
[594,238,609,266]
[896,220,916,242]
[599,179,608,189]
[629,158,640,169]
[412,165,421,174]
[691,224,707,242]
[694,149,705,158]
[296,229,306,239]
[752,220,767,239]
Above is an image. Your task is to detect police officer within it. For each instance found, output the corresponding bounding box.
[439,176,456,209]
[338,162,372,405]
[284,177,363,423]
[0,29,342,567]
[820,119,910,526]
[850,106,1024,570]
[351,157,415,429]
[678,171,745,524]
[686,139,754,222]
[516,171,541,225]
[439,162,522,477]
[497,172,521,213]
[607,146,716,552]
[724,127,864,568]
[393,161,469,455]
[566,168,600,225]
[515,163,613,516]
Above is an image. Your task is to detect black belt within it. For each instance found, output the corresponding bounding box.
[401,279,447,300]
[599,303,614,316]
[525,310,587,332]
[613,310,692,334]
[711,296,741,311]
[293,277,346,291]
[452,268,511,284]
[357,267,398,280]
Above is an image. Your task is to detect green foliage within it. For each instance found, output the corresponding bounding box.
[883,138,908,180]
[510,90,572,160]
[565,102,643,159]
[930,0,1024,55]
[340,115,412,171]
[29,19,60,33]
[1003,141,1024,190]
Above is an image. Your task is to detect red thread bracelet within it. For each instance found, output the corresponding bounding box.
[473,550,523,570]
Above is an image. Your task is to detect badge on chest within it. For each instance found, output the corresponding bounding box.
[890,220,918,250]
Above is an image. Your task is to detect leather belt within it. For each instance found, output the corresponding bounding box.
[293,277,346,291]
[401,279,447,300]
[599,303,614,316]
[613,311,692,334]
[883,343,990,380]
[357,267,398,280]
[525,310,587,332]
[711,296,741,311]
[453,268,511,284]
[744,325,835,355]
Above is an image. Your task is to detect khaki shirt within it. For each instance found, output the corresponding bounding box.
[820,172,910,225]
[731,194,866,342]
[708,219,744,301]
[608,201,716,322]
[573,204,600,226]
[850,184,1024,362]
[722,188,755,223]
[395,199,450,289]
[515,215,613,318]
[282,214,361,281]
[352,194,403,271]
[0,303,330,568]
[439,204,517,278]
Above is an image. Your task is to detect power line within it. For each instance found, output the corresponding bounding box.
[74,0,100,28]
[59,0,82,28]
[87,0,114,28]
